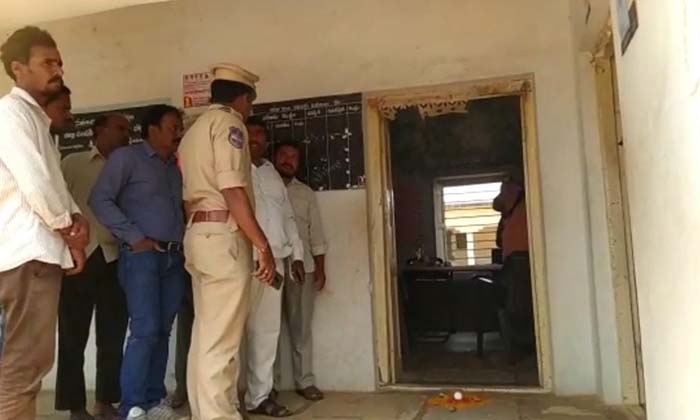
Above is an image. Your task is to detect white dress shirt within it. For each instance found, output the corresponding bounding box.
[0,87,80,272]
[62,147,119,263]
[287,178,327,273]
[251,160,304,262]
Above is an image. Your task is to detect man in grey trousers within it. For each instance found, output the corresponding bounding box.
[272,141,327,401]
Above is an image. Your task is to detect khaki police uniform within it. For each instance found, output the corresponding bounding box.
[178,63,259,420]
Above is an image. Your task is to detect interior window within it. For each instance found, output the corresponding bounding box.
[436,180,503,266]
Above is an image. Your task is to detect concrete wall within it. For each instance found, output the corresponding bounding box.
[567,0,627,405]
[574,52,623,404]
[1,0,604,395]
[609,0,700,417]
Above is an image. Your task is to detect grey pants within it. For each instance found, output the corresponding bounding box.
[274,272,316,389]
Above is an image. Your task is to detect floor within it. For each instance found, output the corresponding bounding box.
[36,391,643,420]
[401,332,539,386]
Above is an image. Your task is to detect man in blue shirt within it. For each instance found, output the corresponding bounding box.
[90,104,185,420]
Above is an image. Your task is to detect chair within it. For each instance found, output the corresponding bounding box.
[451,271,501,357]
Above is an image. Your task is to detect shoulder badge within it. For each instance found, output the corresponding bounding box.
[229,126,244,149]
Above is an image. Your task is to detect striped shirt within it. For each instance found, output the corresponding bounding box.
[0,87,80,272]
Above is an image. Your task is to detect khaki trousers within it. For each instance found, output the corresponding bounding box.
[184,223,252,420]
[0,261,63,420]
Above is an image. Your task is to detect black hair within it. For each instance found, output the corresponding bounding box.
[246,115,269,144]
[1,26,57,80]
[45,84,71,105]
[140,104,181,140]
[274,140,302,156]
[210,79,255,104]
[92,114,111,134]
[246,114,266,129]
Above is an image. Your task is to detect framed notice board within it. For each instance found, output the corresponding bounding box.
[57,103,162,158]
[253,93,365,191]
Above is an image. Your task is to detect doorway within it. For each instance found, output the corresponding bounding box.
[364,77,552,389]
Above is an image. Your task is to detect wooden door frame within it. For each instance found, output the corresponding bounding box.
[593,26,646,406]
[363,74,553,391]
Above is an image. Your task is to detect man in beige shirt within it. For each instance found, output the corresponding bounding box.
[273,141,327,402]
[0,26,89,420]
[57,113,130,420]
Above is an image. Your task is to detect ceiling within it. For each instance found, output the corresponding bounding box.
[0,0,171,30]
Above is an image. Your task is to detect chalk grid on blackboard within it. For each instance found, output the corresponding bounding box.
[254,93,365,192]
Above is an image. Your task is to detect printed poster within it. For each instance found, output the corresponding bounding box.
[182,71,212,108]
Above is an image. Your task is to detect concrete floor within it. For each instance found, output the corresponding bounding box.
[36,391,643,420]
[401,333,539,386]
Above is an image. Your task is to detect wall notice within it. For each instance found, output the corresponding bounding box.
[183,71,212,108]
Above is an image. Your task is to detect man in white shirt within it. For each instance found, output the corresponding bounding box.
[56,113,130,420]
[273,141,327,402]
[0,26,89,420]
[244,116,305,417]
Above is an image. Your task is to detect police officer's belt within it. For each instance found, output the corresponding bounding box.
[192,210,229,223]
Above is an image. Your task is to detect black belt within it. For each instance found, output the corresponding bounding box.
[157,241,183,253]
[122,241,183,253]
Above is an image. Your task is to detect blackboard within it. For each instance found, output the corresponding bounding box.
[253,93,365,191]
[58,104,155,157]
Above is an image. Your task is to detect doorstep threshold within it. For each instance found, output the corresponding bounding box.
[379,383,549,394]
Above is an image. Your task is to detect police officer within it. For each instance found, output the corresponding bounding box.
[178,63,275,420]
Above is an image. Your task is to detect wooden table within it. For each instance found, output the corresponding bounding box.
[401,264,503,357]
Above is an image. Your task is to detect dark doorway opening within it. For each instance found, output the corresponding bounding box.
[390,95,539,386]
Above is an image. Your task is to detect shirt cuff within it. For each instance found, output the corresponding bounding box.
[47,212,73,231]
[311,243,327,256]
[217,170,247,190]
[122,230,146,246]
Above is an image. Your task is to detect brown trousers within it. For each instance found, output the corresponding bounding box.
[0,261,63,420]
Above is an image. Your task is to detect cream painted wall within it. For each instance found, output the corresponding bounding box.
[574,52,623,404]
[567,0,627,405]
[2,0,604,395]
[609,0,700,418]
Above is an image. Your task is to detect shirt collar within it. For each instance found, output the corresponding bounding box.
[140,141,176,164]
[140,141,158,158]
[253,158,273,169]
[208,104,244,120]
[11,87,51,126]
[89,146,104,160]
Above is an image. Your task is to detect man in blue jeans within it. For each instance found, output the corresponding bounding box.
[90,104,186,420]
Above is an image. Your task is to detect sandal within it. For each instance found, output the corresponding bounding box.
[296,385,324,401]
[248,398,293,417]
[164,392,188,409]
